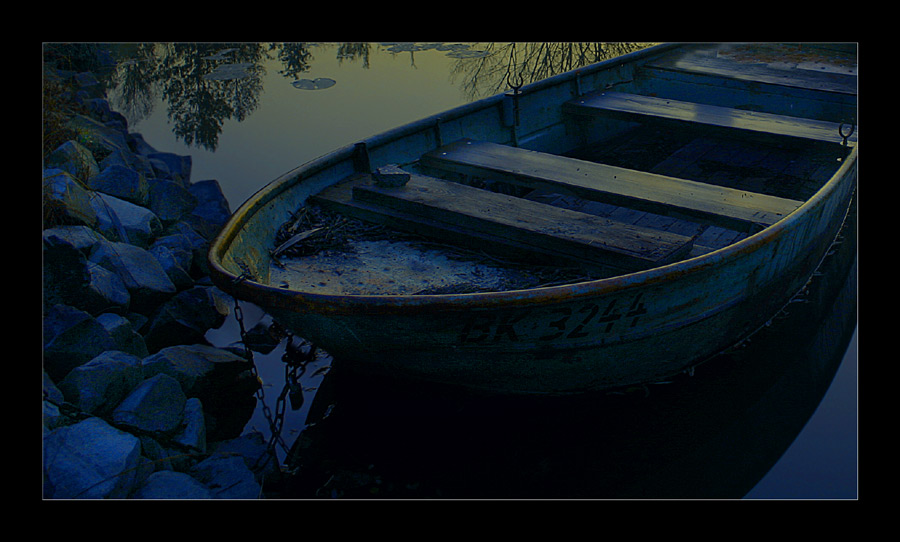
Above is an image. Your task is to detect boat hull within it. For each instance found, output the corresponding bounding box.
[209,43,857,394]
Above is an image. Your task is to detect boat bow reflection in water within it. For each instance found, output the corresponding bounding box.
[282,199,856,499]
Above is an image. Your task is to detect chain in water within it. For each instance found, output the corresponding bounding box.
[230,274,315,474]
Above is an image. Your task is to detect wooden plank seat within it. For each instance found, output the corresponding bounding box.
[644,53,858,97]
[419,139,803,232]
[311,172,695,272]
[563,90,858,147]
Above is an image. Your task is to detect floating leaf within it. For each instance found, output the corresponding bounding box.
[202,48,238,61]
[446,49,489,59]
[291,77,336,90]
[203,62,254,81]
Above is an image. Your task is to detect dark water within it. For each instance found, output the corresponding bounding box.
[104,42,857,499]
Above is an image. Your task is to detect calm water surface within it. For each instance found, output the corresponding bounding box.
[105,42,857,499]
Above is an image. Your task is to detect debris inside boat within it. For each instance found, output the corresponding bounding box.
[269,203,594,296]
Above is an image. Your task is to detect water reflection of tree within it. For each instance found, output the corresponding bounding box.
[272,43,315,80]
[110,43,268,152]
[450,42,655,100]
[108,42,654,152]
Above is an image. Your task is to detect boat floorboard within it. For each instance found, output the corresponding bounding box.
[312,172,695,272]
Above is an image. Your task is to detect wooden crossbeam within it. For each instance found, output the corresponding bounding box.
[564,90,857,147]
[645,54,858,96]
[420,139,803,232]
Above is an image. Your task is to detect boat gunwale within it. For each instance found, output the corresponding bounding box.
[208,44,857,316]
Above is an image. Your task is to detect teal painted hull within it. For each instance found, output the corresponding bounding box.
[210,43,857,394]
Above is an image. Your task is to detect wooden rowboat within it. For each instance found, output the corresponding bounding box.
[209,43,857,395]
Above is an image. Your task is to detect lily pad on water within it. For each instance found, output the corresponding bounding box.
[291,77,337,90]
[203,48,238,61]
[203,62,254,81]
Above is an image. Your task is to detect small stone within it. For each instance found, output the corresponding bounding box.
[373,165,410,187]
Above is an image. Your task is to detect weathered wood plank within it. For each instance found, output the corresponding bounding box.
[420,139,803,232]
[645,54,858,96]
[313,173,695,271]
[564,91,857,147]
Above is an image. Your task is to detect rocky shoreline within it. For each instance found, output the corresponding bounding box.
[42,54,282,499]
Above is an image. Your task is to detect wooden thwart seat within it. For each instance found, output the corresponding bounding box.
[420,139,803,232]
[644,54,858,96]
[311,172,695,272]
[563,90,857,147]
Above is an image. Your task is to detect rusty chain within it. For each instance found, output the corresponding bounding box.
[231,274,316,474]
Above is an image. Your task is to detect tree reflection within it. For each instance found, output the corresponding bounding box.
[107,42,653,152]
[449,42,655,99]
[110,43,268,152]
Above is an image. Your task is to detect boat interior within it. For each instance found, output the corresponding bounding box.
[268,43,857,297]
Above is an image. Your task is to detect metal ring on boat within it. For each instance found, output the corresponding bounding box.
[839,123,855,147]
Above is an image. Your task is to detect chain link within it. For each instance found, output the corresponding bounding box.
[230,274,316,475]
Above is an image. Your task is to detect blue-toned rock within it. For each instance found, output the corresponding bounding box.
[43,416,144,499]
[111,373,186,434]
[96,313,148,357]
[43,371,66,431]
[43,169,99,228]
[209,430,278,483]
[43,224,105,252]
[149,243,194,291]
[89,240,176,312]
[142,286,230,352]
[147,152,191,185]
[91,192,162,247]
[126,132,158,156]
[173,397,207,453]
[43,304,115,381]
[58,350,144,415]
[150,233,194,271]
[190,455,261,499]
[141,343,257,441]
[82,262,132,315]
[166,221,212,275]
[43,229,91,309]
[89,164,149,206]
[65,114,129,156]
[131,470,213,499]
[148,178,198,225]
[45,140,100,179]
[186,179,231,239]
[141,343,244,396]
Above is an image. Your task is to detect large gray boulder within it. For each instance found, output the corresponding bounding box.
[57,350,144,415]
[141,286,230,353]
[43,416,144,499]
[140,344,258,441]
[43,226,132,314]
[43,169,98,228]
[96,313,148,357]
[88,164,149,206]
[189,455,261,499]
[147,152,191,185]
[131,470,213,499]
[111,373,186,435]
[91,192,163,248]
[43,304,115,381]
[147,178,198,225]
[45,140,100,179]
[88,240,176,313]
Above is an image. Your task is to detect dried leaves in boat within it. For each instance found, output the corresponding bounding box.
[272,204,393,259]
